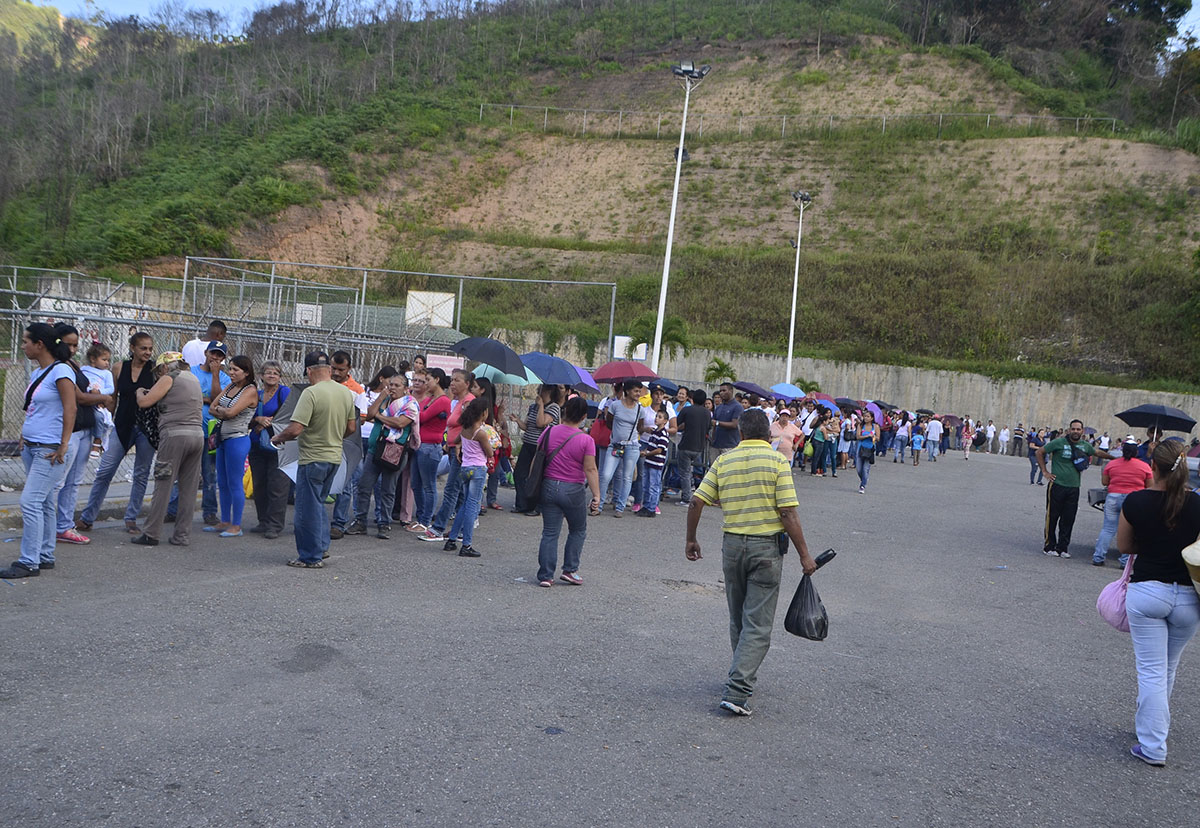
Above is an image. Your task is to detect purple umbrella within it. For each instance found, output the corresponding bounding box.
[574,365,600,393]
[733,381,773,398]
[866,402,883,422]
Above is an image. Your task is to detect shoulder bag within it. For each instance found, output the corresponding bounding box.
[23,361,65,411]
[1097,554,1135,632]
[524,428,585,505]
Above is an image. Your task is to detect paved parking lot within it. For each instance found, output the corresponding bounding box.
[2,451,1197,826]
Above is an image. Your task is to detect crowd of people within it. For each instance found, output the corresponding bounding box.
[7,318,1200,763]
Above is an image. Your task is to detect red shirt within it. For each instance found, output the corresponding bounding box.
[1104,456,1153,495]
[444,393,476,446]
[418,394,451,444]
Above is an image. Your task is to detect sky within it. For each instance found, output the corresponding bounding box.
[34,0,1200,40]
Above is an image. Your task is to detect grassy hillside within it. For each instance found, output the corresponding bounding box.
[0,0,59,46]
[1,0,1199,387]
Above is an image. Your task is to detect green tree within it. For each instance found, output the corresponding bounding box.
[624,313,690,360]
[704,357,737,384]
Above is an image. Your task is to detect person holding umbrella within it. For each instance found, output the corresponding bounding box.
[1036,419,1114,558]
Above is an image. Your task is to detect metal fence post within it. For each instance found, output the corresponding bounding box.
[698,113,703,139]
[781,115,786,138]
[479,103,483,121]
[509,105,513,127]
[937,114,943,139]
[738,117,743,136]
[882,115,886,135]
[617,110,623,137]
[607,285,617,362]
[657,113,662,138]
[544,107,548,131]
[583,110,587,135]
[456,278,464,331]
[181,257,190,315]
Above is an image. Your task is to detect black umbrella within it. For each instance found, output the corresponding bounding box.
[450,337,525,377]
[873,400,899,411]
[1115,404,1196,434]
[733,381,773,398]
[834,397,860,409]
[916,408,936,416]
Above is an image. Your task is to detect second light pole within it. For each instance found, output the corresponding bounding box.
[649,60,710,373]
[786,190,812,385]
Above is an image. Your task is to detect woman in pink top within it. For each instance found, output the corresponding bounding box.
[536,396,601,588]
[409,370,450,532]
[443,398,495,558]
[1094,435,1154,566]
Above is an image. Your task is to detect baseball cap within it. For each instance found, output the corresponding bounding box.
[304,351,331,368]
[155,351,184,367]
[1123,434,1139,445]
[205,341,228,355]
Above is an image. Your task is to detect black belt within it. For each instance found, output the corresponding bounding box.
[24,442,60,449]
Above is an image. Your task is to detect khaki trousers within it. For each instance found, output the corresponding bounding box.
[143,430,205,543]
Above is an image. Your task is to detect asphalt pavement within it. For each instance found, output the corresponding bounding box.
[2,450,1196,827]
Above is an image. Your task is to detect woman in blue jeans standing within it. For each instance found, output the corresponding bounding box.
[1117,440,1200,767]
[536,397,600,587]
[2,324,76,579]
[443,398,495,557]
[407,370,449,534]
[855,410,879,494]
[206,355,258,538]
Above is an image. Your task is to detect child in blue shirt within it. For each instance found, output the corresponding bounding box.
[638,410,671,517]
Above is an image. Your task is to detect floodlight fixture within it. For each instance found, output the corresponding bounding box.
[671,62,711,80]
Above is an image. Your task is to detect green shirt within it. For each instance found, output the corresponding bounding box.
[1042,436,1094,489]
[292,380,356,466]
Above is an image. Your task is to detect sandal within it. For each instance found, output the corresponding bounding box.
[125,520,140,535]
[489,503,503,511]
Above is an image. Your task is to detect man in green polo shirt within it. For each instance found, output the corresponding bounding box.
[1036,418,1114,558]
[685,408,818,716]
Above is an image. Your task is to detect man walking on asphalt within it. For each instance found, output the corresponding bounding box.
[272,351,356,569]
[684,409,817,716]
[1036,419,1113,558]
[925,416,943,462]
[675,389,712,505]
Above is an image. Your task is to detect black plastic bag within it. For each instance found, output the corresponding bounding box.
[783,575,828,640]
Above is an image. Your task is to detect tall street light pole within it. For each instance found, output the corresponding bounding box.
[650,61,710,373]
[786,190,812,385]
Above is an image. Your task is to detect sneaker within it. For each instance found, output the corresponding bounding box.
[1043,549,1060,557]
[344,520,367,535]
[538,579,553,588]
[203,514,219,526]
[613,510,624,518]
[1060,551,1071,559]
[654,507,661,515]
[329,526,345,540]
[858,486,865,494]
[458,545,481,558]
[130,534,159,546]
[75,519,93,531]
[264,531,280,540]
[1092,559,1105,566]
[631,503,642,513]
[719,699,752,717]
[164,514,176,523]
[56,529,90,545]
[443,539,458,552]
[419,528,445,542]
[38,561,55,570]
[405,523,427,534]
[559,572,583,585]
[286,559,324,569]
[1130,744,1165,767]
[677,499,690,506]
[376,526,390,540]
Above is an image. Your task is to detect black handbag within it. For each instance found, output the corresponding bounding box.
[524,429,585,504]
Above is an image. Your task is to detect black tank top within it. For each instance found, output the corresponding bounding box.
[115,359,155,448]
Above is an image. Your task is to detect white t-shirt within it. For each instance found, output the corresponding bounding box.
[644,401,676,427]
[760,405,776,424]
[358,389,379,438]
[926,419,943,441]
[181,338,215,369]
[801,409,818,436]
[1000,428,1010,442]
[1099,435,1110,450]
[986,424,996,439]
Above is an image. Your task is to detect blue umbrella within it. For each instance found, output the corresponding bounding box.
[816,399,838,412]
[650,378,679,395]
[521,351,581,386]
[771,382,806,400]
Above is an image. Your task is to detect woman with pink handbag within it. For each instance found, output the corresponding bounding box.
[1115,441,1200,766]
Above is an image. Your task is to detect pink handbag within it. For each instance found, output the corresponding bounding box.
[1097,555,1135,632]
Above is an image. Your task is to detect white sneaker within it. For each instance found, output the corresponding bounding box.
[1060,551,1072,559]
[1043,549,1060,557]
[719,699,752,717]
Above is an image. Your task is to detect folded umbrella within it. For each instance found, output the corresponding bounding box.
[450,337,525,377]
[1115,404,1196,434]
[521,351,580,386]
[593,360,658,383]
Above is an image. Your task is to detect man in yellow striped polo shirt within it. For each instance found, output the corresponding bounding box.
[685,408,817,716]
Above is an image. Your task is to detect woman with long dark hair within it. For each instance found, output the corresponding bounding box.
[78,331,156,534]
[1,324,76,578]
[350,373,417,540]
[248,360,290,538]
[206,354,258,537]
[855,409,879,494]
[51,323,111,546]
[1117,440,1200,766]
[511,384,562,516]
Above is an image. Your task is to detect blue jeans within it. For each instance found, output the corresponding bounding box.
[447,465,486,547]
[20,444,70,569]
[1093,492,1127,564]
[847,439,859,467]
[81,426,154,524]
[332,438,370,529]
[893,434,908,462]
[56,430,92,532]
[927,439,939,460]
[823,440,836,474]
[857,448,873,489]
[537,479,589,582]
[433,452,465,533]
[1126,581,1200,761]
[642,465,664,512]
[168,427,217,519]
[486,455,512,507]
[355,455,400,528]
[1029,453,1043,484]
[216,434,251,526]
[631,454,646,505]
[293,461,338,564]
[598,443,639,513]
[410,443,443,526]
